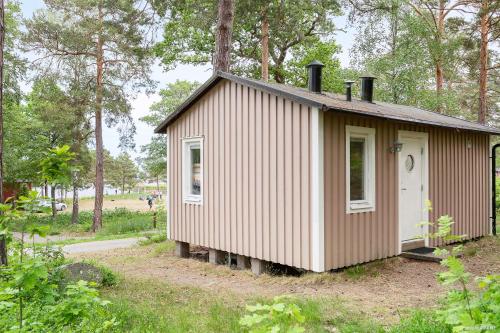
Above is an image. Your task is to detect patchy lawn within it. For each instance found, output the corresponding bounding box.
[68,236,499,331]
[10,208,165,245]
[72,193,163,212]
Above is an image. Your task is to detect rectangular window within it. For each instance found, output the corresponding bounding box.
[346,126,375,213]
[182,137,203,204]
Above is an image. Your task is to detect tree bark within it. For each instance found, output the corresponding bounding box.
[213,0,234,72]
[435,0,445,113]
[51,185,56,217]
[478,0,489,124]
[261,7,269,82]
[71,183,79,224]
[92,2,104,232]
[0,0,6,266]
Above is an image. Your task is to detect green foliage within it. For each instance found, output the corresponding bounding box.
[344,265,367,280]
[437,274,500,333]
[105,152,139,194]
[139,234,167,246]
[421,204,500,333]
[284,41,344,93]
[154,0,341,83]
[0,193,117,332]
[239,297,306,333]
[9,208,164,237]
[98,266,118,288]
[40,145,75,186]
[388,310,451,333]
[140,80,200,181]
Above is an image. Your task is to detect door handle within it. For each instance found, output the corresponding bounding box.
[401,188,407,190]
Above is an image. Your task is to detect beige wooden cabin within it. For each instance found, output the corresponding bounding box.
[155,61,499,274]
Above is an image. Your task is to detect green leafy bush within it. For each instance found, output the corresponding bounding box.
[0,191,117,332]
[239,297,306,333]
[421,203,500,333]
[97,264,118,287]
[437,273,500,333]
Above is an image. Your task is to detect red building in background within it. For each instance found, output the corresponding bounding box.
[2,181,32,202]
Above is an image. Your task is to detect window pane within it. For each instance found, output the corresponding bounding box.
[350,138,365,201]
[191,147,201,195]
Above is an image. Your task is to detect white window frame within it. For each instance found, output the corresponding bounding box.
[182,136,203,205]
[345,125,376,213]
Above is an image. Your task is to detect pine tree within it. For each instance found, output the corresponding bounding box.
[25,0,155,231]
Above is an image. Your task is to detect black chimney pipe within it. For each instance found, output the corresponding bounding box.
[360,75,376,103]
[306,60,324,93]
[344,81,355,102]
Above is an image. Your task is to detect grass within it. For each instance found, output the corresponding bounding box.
[9,208,167,244]
[103,279,243,332]
[103,278,363,332]
[99,275,448,333]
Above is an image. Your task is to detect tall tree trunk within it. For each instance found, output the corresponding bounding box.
[0,0,6,266]
[71,180,79,224]
[261,6,269,82]
[156,175,159,192]
[478,0,489,124]
[51,185,56,217]
[214,0,234,72]
[122,177,125,194]
[92,3,104,232]
[435,0,445,113]
[44,181,48,198]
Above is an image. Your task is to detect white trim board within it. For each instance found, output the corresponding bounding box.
[166,133,171,239]
[181,136,204,205]
[345,125,376,214]
[397,130,429,253]
[311,107,325,272]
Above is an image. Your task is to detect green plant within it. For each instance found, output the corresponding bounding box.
[388,310,451,333]
[139,233,167,246]
[239,297,306,333]
[98,265,118,287]
[344,265,367,280]
[420,202,500,333]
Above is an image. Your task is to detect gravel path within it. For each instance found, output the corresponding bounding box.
[13,232,92,244]
[62,237,143,254]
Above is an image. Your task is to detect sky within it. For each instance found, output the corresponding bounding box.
[20,1,355,159]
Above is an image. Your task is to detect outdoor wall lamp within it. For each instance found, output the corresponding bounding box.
[390,141,403,153]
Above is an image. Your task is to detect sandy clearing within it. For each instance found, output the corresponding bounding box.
[68,237,499,322]
[70,198,157,212]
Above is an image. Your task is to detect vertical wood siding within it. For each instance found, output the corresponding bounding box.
[323,112,491,270]
[167,80,313,270]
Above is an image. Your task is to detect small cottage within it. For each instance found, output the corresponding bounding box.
[155,61,499,273]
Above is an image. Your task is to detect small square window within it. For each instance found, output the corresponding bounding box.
[182,137,203,204]
[346,126,375,213]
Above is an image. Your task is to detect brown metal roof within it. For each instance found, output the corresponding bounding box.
[155,71,500,134]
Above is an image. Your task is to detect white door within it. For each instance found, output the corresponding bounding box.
[399,136,425,242]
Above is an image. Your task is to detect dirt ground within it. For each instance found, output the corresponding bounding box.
[69,237,499,322]
[74,198,154,212]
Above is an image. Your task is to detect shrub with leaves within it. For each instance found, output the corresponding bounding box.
[239,297,306,333]
[421,201,500,333]
[437,273,500,333]
[0,190,117,332]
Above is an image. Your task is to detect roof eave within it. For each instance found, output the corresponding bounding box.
[325,106,500,135]
[154,73,224,133]
[154,71,500,136]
